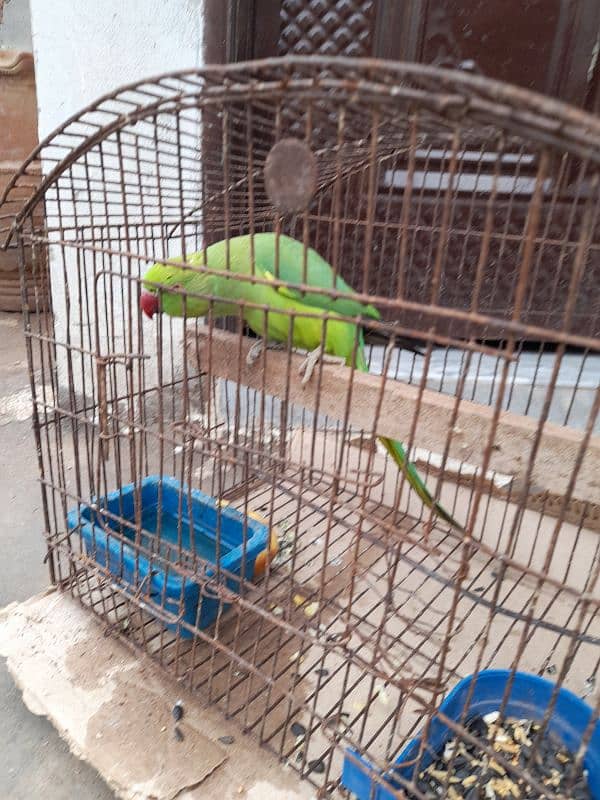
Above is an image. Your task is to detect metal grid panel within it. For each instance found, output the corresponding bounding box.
[2,58,600,798]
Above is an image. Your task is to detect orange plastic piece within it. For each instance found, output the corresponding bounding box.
[248,510,279,578]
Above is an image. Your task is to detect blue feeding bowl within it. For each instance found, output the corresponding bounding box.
[342,669,600,799]
[66,475,277,638]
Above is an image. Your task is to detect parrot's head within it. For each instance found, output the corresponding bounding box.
[140,260,215,319]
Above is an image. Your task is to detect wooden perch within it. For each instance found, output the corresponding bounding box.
[187,327,600,529]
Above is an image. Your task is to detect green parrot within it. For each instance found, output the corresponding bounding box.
[140,233,464,532]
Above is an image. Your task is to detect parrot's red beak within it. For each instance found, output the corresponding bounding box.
[140,291,160,319]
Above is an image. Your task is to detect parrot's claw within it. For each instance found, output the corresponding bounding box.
[298,346,346,385]
[246,339,285,367]
[246,339,264,366]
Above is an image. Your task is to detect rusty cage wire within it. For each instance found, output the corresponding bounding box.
[1,57,600,798]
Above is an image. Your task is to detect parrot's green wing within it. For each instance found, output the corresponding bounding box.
[261,268,371,325]
[248,233,380,320]
[261,270,294,296]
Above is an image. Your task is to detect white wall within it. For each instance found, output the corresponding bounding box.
[0,0,32,51]
[29,0,205,140]
[27,1,206,409]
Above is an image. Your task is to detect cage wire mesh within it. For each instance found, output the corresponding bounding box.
[1,57,600,798]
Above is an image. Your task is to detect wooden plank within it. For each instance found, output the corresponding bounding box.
[186,328,600,517]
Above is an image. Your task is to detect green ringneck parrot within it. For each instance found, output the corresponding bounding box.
[140,233,464,532]
[140,234,424,353]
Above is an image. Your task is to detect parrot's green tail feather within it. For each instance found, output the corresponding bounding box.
[353,335,463,531]
[379,437,464,532]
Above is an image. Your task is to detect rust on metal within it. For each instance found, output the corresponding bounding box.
[264,136,318,214]
[1,56,599,800]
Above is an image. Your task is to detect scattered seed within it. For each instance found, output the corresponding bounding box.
[483,711,500,725]
[494,739,520,755]
[304,602,319,618]
[218,735,235,745]
[293,593,306,608]
[512,724,532,747]
[414,714,592,800]
[428,768,453,782]
[290,721,306,738]
[546,663,557,675]
[174,726,184,742]
[308,759,325,774]
[489,758,506,775]
[315,667,329,678]
[443,741,456,761]
[172,700,184,722]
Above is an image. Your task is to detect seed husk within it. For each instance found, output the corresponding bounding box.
[410,714,592,799]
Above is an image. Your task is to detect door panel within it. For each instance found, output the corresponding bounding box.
[214,0,600,109]
[200,1,600,338]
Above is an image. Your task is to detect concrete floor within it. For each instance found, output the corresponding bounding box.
[0,312,115,800]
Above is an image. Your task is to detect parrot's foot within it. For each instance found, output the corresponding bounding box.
[246,339,285,366]
[246,339,264,366]
[298,346,346,385]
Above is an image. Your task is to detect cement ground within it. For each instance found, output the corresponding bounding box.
[0,312,115,799]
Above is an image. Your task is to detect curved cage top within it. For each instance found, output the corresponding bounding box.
[2,55,600,247]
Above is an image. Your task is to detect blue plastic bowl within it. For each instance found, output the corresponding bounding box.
[342,669,600,799]
[67,475,273,637]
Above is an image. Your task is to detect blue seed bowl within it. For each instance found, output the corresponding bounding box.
[67,475,277,637]
[342,669,600,799]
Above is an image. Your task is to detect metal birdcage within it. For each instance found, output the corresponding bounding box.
[1,57,600,799]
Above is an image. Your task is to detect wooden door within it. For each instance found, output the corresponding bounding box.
[208,0,600,109]
[201,1,600,338]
